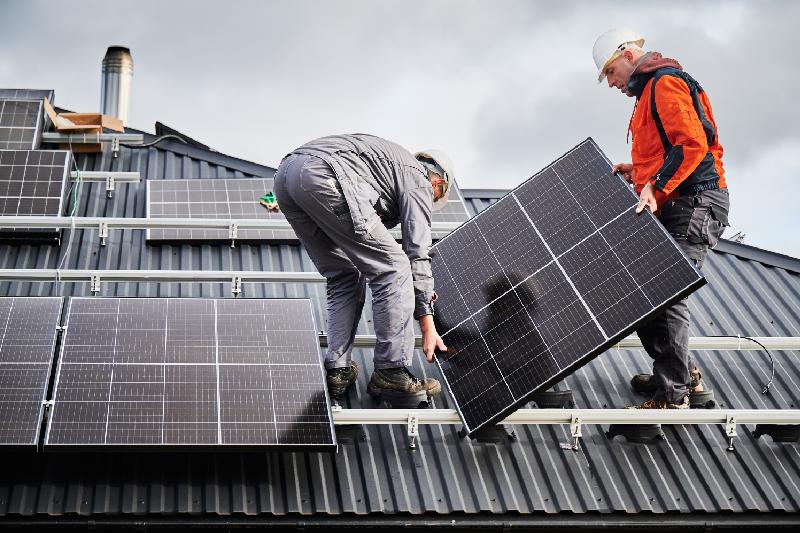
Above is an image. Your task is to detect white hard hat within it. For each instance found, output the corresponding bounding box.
[592,28,645,82]
[414,149,454,211]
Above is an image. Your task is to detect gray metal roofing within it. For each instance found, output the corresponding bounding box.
[0,138,798,522]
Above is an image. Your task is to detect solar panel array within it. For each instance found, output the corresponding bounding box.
[432,138,705,434]
[0,99,44,150]
[45,298,335,449]
[147,177,471,243]
[0,150,69,216]
[0,297,63,447]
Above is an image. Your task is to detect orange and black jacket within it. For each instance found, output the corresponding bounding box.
[626,52,727,203]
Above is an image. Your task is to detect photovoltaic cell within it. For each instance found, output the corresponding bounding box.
[45,298,335,449]
[0,297,63,447]
[432,138,705,434]
[0,99,44,150]
[147,177,471,243]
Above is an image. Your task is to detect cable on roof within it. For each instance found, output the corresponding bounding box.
[707,334,776,395]
[120,134,188,149]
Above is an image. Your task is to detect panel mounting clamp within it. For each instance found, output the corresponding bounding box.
[407,413,420,449]
[90,274,101,294]
[98,222,109,246]
[570,414,582,451]
[725,414,737,452]
[231,275,242,296]
[105,175,115,198]
[229,223,238,248]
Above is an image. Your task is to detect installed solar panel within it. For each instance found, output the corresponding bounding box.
[0,99,44,150]
[432,138,705,434]
[0,89,54,102]
[147,177,470,243]
[0,150,69,216]
[45,298,335,449]
[147,178,295,241]
[0,297,63,447]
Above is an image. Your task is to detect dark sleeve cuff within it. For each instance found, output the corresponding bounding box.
[413,303,434,320]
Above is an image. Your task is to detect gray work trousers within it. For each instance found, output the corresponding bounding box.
[637,188,730,403]
[273,153,416,370]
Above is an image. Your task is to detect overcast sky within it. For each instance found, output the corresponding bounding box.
[2,0,798,257]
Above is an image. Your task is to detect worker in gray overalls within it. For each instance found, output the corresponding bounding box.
[273,134,451,405]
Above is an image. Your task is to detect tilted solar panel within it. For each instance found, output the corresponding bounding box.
[431,138,705,434]
[0,297,63,448]
[45,298,335,449]
[0,89,55,102]
[0,99,45,150]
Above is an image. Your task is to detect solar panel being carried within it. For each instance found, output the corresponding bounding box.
[431,138,705,434]
[146,177,470,243]
[0,99,45,150]
[45,298,335,449]
[0,297,63,448]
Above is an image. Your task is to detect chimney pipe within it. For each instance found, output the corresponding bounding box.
[100,46,133,126]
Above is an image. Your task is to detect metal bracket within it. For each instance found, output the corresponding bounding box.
[111,136,120,158]
[725,414,737,452]
[231,275,242,296]
[90,274,101,295]
[42,399,54,410]
[229,223,238,248]
[98,222,109,246]
[570,414,582,451]
[407,413,420,449]
[105,175,115,199]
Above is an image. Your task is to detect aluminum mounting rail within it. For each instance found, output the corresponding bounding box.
[0,269,325,295]
[318,334,800,351]
[70,171,141,198]
[332,407,800,450]
[0,216,462,245]
[41,132,144,144]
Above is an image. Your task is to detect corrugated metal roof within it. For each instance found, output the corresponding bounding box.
[0,138,798,525]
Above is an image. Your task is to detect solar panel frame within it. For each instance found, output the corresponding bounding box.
[0,297,64,449]
[0,149,70,216]
[432,138,706,435]
[44,297,336,450]
[146,177,471,243]
[0,99,45,150]
[0,89,55,102]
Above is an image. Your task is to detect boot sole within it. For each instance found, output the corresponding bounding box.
[367,381,430,408]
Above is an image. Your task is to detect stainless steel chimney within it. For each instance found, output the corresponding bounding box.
[100,46,133,126]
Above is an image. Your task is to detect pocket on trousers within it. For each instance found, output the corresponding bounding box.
[659,197,693,239]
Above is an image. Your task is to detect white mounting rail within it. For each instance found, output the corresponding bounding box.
[320,334,800,351]
[333,408,800,450]
[41,132,144,144]
[70,172,141,198]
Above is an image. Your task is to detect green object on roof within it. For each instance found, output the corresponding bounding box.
[260,191,279,210]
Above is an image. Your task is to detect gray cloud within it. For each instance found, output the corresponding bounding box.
[0,0,797,256]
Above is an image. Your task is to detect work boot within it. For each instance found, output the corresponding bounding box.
[627,396,690,410]
[327,361,359,401]
[367,366,442,400]
[630,368,705,395]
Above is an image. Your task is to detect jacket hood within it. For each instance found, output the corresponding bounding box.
[626,51,683,97]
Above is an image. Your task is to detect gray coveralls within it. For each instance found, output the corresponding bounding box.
[637,188,730,403]
[273,134,436,370]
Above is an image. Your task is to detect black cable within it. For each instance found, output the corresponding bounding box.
[119,134,188,149]
[707,335,775,395]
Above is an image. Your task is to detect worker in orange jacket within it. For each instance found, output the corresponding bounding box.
[593,28,730,409]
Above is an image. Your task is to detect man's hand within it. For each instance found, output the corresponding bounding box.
[636,182,658,214]
[612,162,634,184]
[419,314,447,363]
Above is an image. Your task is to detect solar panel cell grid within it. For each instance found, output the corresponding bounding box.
[0,99,44,150]
[0,149,68,217]
[432,138,704,434]
[46,298,335,449]
[0,297,63,447]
